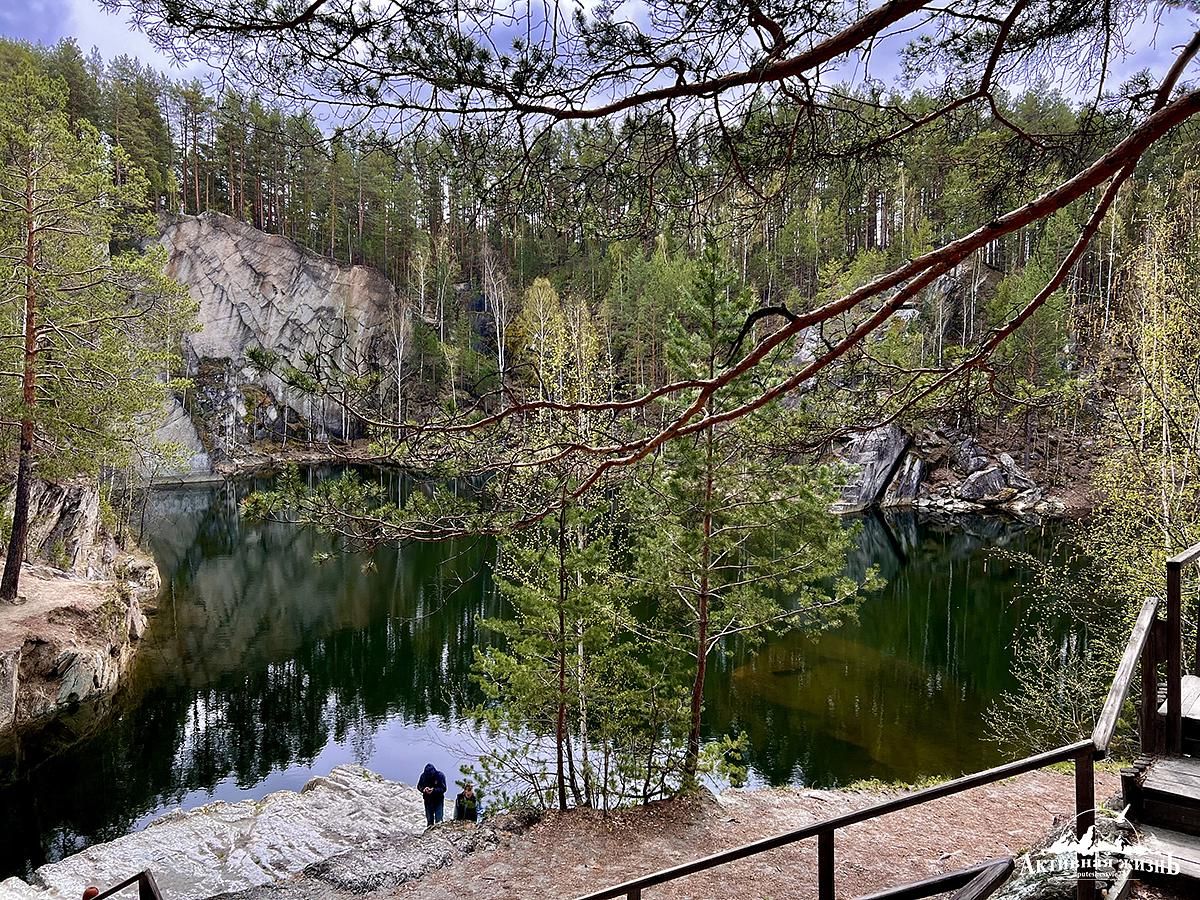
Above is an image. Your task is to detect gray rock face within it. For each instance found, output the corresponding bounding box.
[10,766,429,900]
[301,825,500,894]
[141,395,212,479]
[2,480,108,577]
[924,258,1002,345]
[0,647,17,732]
[882,454,925,506]
[835,425,911,510]
[160,213,408,458]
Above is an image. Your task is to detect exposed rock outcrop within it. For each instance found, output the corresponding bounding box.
[159,213,407,463]
[0,479,162,734]
[1,481,109,578]
[0,766,438,900]
[834,426,1064,516]
[141,395,212,479]
[0,553,158,734]
[834,425,911,511]
[923,258,1002,346]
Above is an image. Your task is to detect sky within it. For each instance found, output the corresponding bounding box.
[0,0,167,65]
[0,0,1195,91]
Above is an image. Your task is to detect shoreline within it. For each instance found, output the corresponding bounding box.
[155,439,1093,520]
[3,765,1153,900]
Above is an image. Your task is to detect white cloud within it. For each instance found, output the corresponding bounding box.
[68,0,178,69]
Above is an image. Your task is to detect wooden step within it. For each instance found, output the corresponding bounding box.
[1145,758,1200,793]
[1158,674,1200,721]
[1137,824,1200,880]
[1138,757,1200,834]
[1140,797,1200,833]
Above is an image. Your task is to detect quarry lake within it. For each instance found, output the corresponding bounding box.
[0,473,1084,878]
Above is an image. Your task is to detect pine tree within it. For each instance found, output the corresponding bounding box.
[633,242,864,784]
[0,66,192,601]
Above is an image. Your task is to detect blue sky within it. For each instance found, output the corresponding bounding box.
[0,0,167,66]
[0,0,1195,90]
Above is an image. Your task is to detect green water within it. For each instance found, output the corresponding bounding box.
[0,476,1081,878]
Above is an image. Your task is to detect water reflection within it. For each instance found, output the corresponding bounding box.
[705,512,1075,785]
[0,479,1077,879]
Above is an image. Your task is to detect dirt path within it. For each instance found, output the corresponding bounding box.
[391,770,1154,899]
[0,566,115,654]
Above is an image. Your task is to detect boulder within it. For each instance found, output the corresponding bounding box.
[951,436,991,475]
[836,425,911,510]
[956,465,1009,502]
[998,452,1037,492]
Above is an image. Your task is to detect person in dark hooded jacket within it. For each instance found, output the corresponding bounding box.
[417,763,447,825]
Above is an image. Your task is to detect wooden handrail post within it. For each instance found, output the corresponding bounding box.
[818,829,835,900]
[1074,749,1094,840]
[1141,617,1161,754]
[136,873,161,900]
[1168,560,1183,754]
[1074,749,1096,900]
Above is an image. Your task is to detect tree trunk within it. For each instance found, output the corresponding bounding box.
[2,186,39,603]
[555,496,569,811]
[684,405,715,784]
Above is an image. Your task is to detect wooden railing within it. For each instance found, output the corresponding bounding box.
[578,542,1200,900]
[856,857,1013,900]
[574,740,1094,900]
[1094,595,1161,756]
[87,871,162,900]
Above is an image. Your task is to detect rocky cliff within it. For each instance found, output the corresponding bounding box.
[834,424,1065,516]
[0,556,159,735]
[156,213,407,468]
[0,481,161,735]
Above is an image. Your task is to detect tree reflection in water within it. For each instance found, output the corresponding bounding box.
[0,474,1078,879]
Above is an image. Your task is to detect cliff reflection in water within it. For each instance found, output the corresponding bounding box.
[0,479,1078,879]
[0,474,501,877]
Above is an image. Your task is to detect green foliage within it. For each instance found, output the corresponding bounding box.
[0,63,195,480]
[986,211,1075,403]
[634,243,868,783]
[470,492,690,810]
[986,625,1137,759]
[987,188,1200,757]
[1083,185,1200,607]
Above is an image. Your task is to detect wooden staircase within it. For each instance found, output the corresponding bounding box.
[1122,545,1200,886]
[1126,754,1200,880]
[576,542,1200,900]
